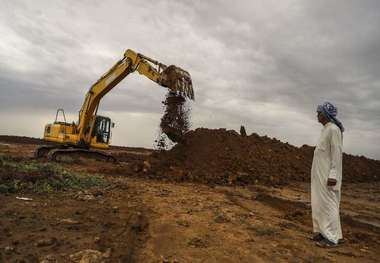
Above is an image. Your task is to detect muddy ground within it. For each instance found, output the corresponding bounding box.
[0,136,380,263]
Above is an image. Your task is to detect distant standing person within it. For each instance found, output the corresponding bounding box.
[311,102,344,247]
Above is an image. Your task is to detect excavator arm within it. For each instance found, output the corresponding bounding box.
[77,49,193,145]
[37,49,193,161]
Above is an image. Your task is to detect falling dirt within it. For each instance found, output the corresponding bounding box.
[156,91,191,149]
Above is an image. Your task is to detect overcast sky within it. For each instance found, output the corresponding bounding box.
[0,0,379,159]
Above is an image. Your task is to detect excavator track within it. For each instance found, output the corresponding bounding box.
[35,145,67,159]
[35,145,116,162]
[47,148,116,162]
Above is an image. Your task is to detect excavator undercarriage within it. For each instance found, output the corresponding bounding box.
[35,145,116,162]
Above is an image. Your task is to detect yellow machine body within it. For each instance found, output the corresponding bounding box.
[43,116,110,149]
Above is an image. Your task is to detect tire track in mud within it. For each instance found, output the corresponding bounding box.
[111,210,150,262]
[97,179,152,263]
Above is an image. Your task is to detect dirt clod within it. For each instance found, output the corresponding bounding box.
[214,213,231,223]
[40,254,57,263]
[4,246,15,254]
[35,237,57,247]
[187,237,208,248]
[60,218,80,225]
[69,249,107,263]
[75,191,96,201]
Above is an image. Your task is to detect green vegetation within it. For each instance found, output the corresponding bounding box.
[0,154,104,193]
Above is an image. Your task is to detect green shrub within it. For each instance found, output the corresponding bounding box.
[0,155,104,193]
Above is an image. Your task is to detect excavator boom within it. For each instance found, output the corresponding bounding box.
[78,49,193,145]
[37,49,194,161]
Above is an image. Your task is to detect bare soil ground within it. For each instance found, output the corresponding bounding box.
[0,135,379,263]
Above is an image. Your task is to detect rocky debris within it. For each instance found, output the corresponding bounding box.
[157,255,180,263]
[214,213,231,223]
[69,249,111,263]
[4,245,15,254]
[284,210,305,220]
[147,128,380,186]
[16,196,33,201]
[143,160,151,173]
[157,188,172,197]
[75,191,96,201]
[40,254,57,263]
[60,218,80,225]
[35,237,57,247]
[176,219,190,227]
[187,237,208,248]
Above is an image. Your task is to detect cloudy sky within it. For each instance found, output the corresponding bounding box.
[0,0,379,159]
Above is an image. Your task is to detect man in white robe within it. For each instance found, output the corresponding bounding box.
[311,102,344,247]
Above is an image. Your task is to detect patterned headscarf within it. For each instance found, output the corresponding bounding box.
[317,102,344,132]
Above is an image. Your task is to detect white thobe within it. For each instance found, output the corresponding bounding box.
[311,122,343,244]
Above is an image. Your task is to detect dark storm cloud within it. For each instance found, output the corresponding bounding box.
[0,0,196,113]
[0,0,379,158]
[181,0,380,140]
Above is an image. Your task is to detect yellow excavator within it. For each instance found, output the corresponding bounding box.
[35,49,194,161]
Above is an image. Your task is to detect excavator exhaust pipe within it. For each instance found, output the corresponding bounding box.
[160,65,194,100]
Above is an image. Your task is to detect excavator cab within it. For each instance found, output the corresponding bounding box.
[91,116,112,146]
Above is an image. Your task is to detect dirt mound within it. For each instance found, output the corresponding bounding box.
[147,128,380,185]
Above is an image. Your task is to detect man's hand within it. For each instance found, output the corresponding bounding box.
[327,178,337,187]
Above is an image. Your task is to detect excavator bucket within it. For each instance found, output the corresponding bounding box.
[161,65,194,100]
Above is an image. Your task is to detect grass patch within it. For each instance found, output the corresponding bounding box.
[0,154,104,193]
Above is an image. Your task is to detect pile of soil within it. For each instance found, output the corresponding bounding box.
[146,128,380,186]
